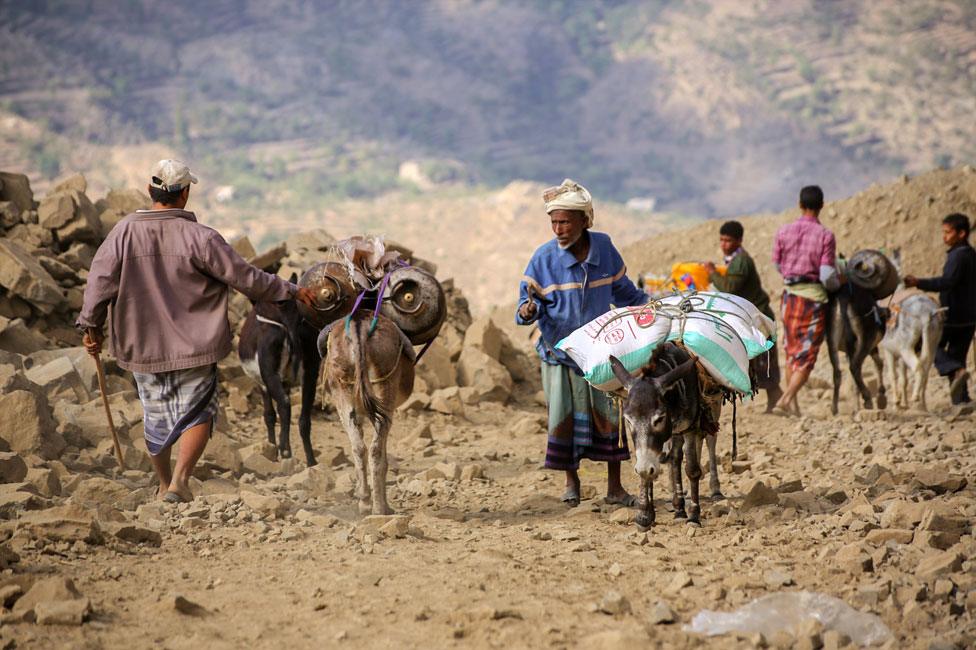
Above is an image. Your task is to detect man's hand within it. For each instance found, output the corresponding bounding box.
[83,329,103,356]
[518,301,539,321]
[295,287,317,308]
[903,275,918,288]
[703,261,717,274]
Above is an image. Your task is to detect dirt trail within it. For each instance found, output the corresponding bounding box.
[9,373,975,649]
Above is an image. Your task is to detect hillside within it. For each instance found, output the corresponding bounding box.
[623,166,976,300]
[1,1,975,219]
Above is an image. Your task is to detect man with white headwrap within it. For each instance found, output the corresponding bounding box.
[516,179,648,507]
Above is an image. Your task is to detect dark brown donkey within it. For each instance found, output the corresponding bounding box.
[239,291,322,466]
[610,342,719,530]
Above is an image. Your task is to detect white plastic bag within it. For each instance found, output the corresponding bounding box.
[685,591,892,646]
[555,305,672,391]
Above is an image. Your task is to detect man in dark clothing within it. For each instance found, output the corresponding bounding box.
[705,220,783,410]
[905,213,976,404]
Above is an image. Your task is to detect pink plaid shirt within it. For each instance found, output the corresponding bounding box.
[772,214,836,281]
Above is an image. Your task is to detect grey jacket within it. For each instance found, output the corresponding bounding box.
[77,209,297,373]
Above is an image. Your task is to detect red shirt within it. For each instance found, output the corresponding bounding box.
[772,214,836,282]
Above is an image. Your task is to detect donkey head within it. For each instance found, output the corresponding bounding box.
[609,347,696,480]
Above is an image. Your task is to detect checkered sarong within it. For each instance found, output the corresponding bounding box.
[132,364,218,455]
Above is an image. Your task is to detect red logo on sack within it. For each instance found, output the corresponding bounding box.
[604,329,625,344]
[633,308,655,328]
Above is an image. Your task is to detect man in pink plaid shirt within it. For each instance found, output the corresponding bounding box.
[770,185,840,416]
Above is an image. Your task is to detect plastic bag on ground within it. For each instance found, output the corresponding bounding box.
[684,591,892,646]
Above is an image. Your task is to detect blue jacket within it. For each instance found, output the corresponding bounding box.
[516,231,648,368]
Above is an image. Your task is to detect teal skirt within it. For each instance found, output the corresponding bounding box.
[541,362,629,471]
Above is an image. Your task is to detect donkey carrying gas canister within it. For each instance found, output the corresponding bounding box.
[610,342,724,530]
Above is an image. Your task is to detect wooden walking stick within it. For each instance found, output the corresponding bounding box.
[86,329,125,470]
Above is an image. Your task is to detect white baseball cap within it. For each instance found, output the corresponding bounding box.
[149,159,198,192]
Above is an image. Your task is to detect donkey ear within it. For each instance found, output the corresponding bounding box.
[289,272,299,284]
[655,358,696,393]
[609,355,636,391]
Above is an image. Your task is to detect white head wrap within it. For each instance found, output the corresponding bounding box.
[543,178,594,228]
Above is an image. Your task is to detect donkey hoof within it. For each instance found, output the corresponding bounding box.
[674,509,687,520]
[710,491,725,501]
[686,517,701,527]
[357,500,372,515]
[279,448,292,460]
[635,513,654,529]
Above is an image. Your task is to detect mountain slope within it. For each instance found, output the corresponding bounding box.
[1,1,974,216]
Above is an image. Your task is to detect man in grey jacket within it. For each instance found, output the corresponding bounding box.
[78,159,315,502]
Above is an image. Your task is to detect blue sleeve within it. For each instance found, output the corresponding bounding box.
[609,245,647,307]
[516,256,542,325]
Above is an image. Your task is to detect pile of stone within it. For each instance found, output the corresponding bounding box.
[0,171,151,351]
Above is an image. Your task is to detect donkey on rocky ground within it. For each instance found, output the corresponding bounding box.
[880,293,945,412]
[610,342,723,530]
[825,281,888,415]
[322,312,415,515]
[239,284,322,466]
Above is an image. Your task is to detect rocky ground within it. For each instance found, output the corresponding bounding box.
[0,170,974,649]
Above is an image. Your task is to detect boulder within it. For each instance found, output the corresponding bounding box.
[37,255,78,283]
[0,452,27,483]
[55,190,101,244]
[59,242,95,271]
[0,172,33,213]
[456,347,512,403]
[0,390,65,459]
[6,223,53,249]
[285,466,335,497]
[740,480,780,510]
[0,293,32,320]
[0,318,50,354]
[912,469,967,494]
[200,436,243,475]
[95,187,150,213]
[25,356,89,401]
[69,477,130,508]
[915,551,963,580]
[429,387,465,415]
[13,577,83,617]
[463,317,503,361]
[104,522,163,547]
[94,188,148,233]
[51,172,87,194]
[249,243,287,271]
[240,491,287,518]
[415,340,455,390]
[0,240,64,313]
[0,490,44,518]
[0,201,22,229]
[35,598,90,625]
[879,500,927,529]
[25,467,61,497]
[242,453,278,479]
[37,192,76,230]
[16,504,102,544]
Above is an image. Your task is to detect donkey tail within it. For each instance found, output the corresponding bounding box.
[353,317,391,432]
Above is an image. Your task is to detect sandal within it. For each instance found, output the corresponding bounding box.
[560,488,580,508]
[163,491,189,504]
[604,493,637,507]
[769,405,794,419]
